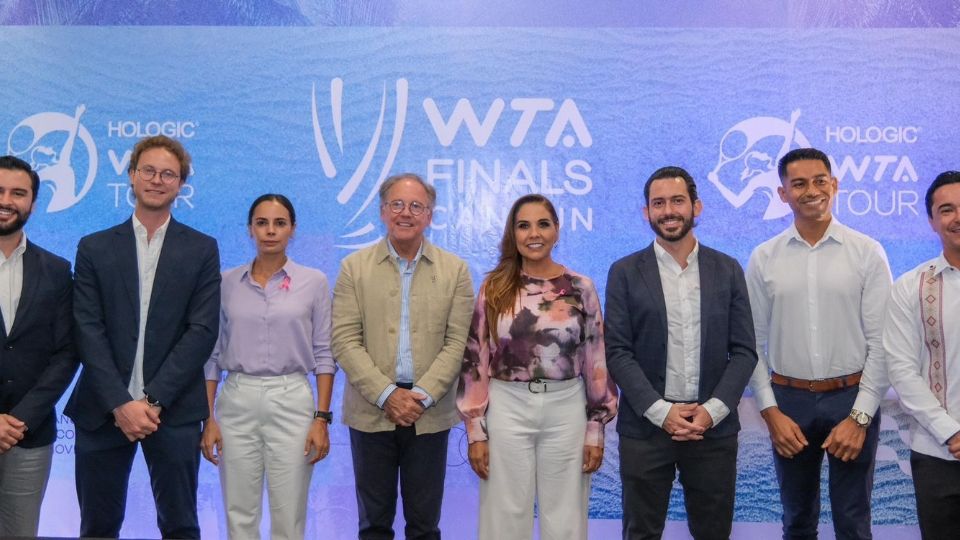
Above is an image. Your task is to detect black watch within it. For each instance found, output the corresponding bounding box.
[314,410,333,424]
[144,393,162,408]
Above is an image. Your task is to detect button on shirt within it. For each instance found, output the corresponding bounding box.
[128,215,169,400]
[644,241,730,428]
[746,220,891,414]
[884,255,960,461]
[0,232,27,335]
[375,241,434,409]
[203,259,335,380]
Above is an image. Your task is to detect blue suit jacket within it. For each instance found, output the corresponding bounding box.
[604,243,757,440]
[0,241,77,448]
[65,218,220,442]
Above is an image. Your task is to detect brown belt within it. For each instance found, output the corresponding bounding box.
[770,371,862,393]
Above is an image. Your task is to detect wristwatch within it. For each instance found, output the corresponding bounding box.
[144,393,162,408]
[314,410,333,424]
[849,409,872,428]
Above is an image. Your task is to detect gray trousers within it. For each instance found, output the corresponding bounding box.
[0,443,53,537]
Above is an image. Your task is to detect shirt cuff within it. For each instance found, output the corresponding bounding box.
[584,420,604,448]
[376,384,398,409]
[931,415,960,445]
[753,385,778,412]
[702,398,730,427]
[643,399,671,429]
[851,393,881,417]
[466,416,487,443]
[413,385,434,409]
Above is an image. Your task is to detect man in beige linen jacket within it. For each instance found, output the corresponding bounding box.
[332,173,473,540]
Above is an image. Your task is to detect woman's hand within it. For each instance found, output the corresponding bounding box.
[201,418,223,465]
[305,419,330,465]
[582,445,603,473]
[468,441,490,480]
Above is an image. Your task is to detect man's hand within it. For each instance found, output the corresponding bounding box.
[583,445,604,473]
[384,388,426,427]
[0,414,26,453]
[200,418,223,465]
[670,404,715,442]
[468,441,490,479]
[760,406,808,458]
[113,400,160,442]
[663,403,705,441]
[947,432,960,460]
[822,417,866,462]
[305,420,330,465]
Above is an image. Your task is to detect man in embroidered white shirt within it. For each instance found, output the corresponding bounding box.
[747,148,892,540]
[884,171,960,540]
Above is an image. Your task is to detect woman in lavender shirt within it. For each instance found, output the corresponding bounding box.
[200,194,335,540]
[457,194,618,540]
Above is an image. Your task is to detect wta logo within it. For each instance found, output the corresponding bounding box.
[312,78,408,249]
[7,105,98,213]
[707,110,811,220]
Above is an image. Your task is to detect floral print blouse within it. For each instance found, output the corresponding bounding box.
[457,268,618,447]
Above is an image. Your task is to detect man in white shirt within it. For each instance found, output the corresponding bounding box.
[0,156,77,537]
[748,148,892,539]
[606,166,757,540]
[884,171,960,540]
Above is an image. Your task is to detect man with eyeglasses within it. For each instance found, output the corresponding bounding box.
[333,173,474,539]
[65,135,220,539]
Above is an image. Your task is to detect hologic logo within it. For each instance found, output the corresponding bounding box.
[707,110,811,220]
[312,78,408,249]
[7,105,98,213]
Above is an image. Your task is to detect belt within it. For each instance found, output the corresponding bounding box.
[520,377,580,394]
[770,371,862,393]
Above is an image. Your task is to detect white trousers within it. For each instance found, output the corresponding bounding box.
[0,443,52,537]
[479,378,590,540]
[216,372,315,540]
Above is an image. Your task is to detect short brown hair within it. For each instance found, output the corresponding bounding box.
[128,135,192,183]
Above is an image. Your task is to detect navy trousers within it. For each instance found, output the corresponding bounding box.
[910,450,960,540]
[771,384,880,540]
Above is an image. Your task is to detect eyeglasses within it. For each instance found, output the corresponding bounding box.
[136,167,181,184]
[384,199,429,216]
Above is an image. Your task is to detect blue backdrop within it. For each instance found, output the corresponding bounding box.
[2,2,957,538]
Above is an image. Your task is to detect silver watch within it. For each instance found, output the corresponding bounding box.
[849,409,872,428]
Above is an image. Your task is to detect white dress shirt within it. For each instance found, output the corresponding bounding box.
[0,232,27,335]
[127,215,170,401]
[885,254,960,461]
[747,219,891,415]
[644,241,730,428]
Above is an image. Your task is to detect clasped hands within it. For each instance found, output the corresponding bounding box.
[662,402,713,441]
[384,388,427,427]
[113,398,161,442]
[0,413,26,453]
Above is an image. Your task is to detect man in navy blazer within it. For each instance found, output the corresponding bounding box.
[0,156,78,537]
[65,136,220,539]
[605,166,757,540]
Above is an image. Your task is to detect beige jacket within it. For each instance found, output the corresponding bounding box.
[332,239,474,434]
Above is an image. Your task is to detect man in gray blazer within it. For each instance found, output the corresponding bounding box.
[605,166,757,540]
[0,156,77,537]
[333,173,473,540]
[65,136,220,539]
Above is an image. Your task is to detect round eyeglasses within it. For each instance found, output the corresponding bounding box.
[385,199,429,216]
[136,167,181,184]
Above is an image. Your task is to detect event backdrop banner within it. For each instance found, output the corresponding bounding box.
[2,2,958,538]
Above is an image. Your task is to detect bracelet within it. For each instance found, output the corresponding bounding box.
[314,410,333,424]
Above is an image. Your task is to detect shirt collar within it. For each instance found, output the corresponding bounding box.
[787,218,844,247]
[131,213,171,241]
[930,253,959,276]
[241,258,296,283]
[386,238,424,264]
[653,238,699,268]
[0,231,28,263]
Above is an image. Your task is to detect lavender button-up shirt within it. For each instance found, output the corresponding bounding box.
[204,259,335,380]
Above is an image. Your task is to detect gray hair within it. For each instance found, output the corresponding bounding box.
[378,173,437,207]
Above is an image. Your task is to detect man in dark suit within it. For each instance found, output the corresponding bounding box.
[65,135,220,539]
[0,156,77,537]
[605,166,757,540]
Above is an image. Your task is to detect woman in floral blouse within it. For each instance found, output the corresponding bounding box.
[457,194,618,540]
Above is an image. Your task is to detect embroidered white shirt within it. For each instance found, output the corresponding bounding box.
[746,219,892,415]
[885,254,960,461]
[127,215,170,400]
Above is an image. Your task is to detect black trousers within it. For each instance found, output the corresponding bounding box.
[620,431,738,540]
[75,421,202,539]
[350,426,450,540]
[910,451,960,540]
[772,384,879,540]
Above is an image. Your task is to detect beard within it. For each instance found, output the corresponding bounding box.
[648,211,694,242]
[0,205,30,237]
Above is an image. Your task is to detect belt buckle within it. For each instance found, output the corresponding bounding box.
[528,379,547,393]
[808,380,816,391]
